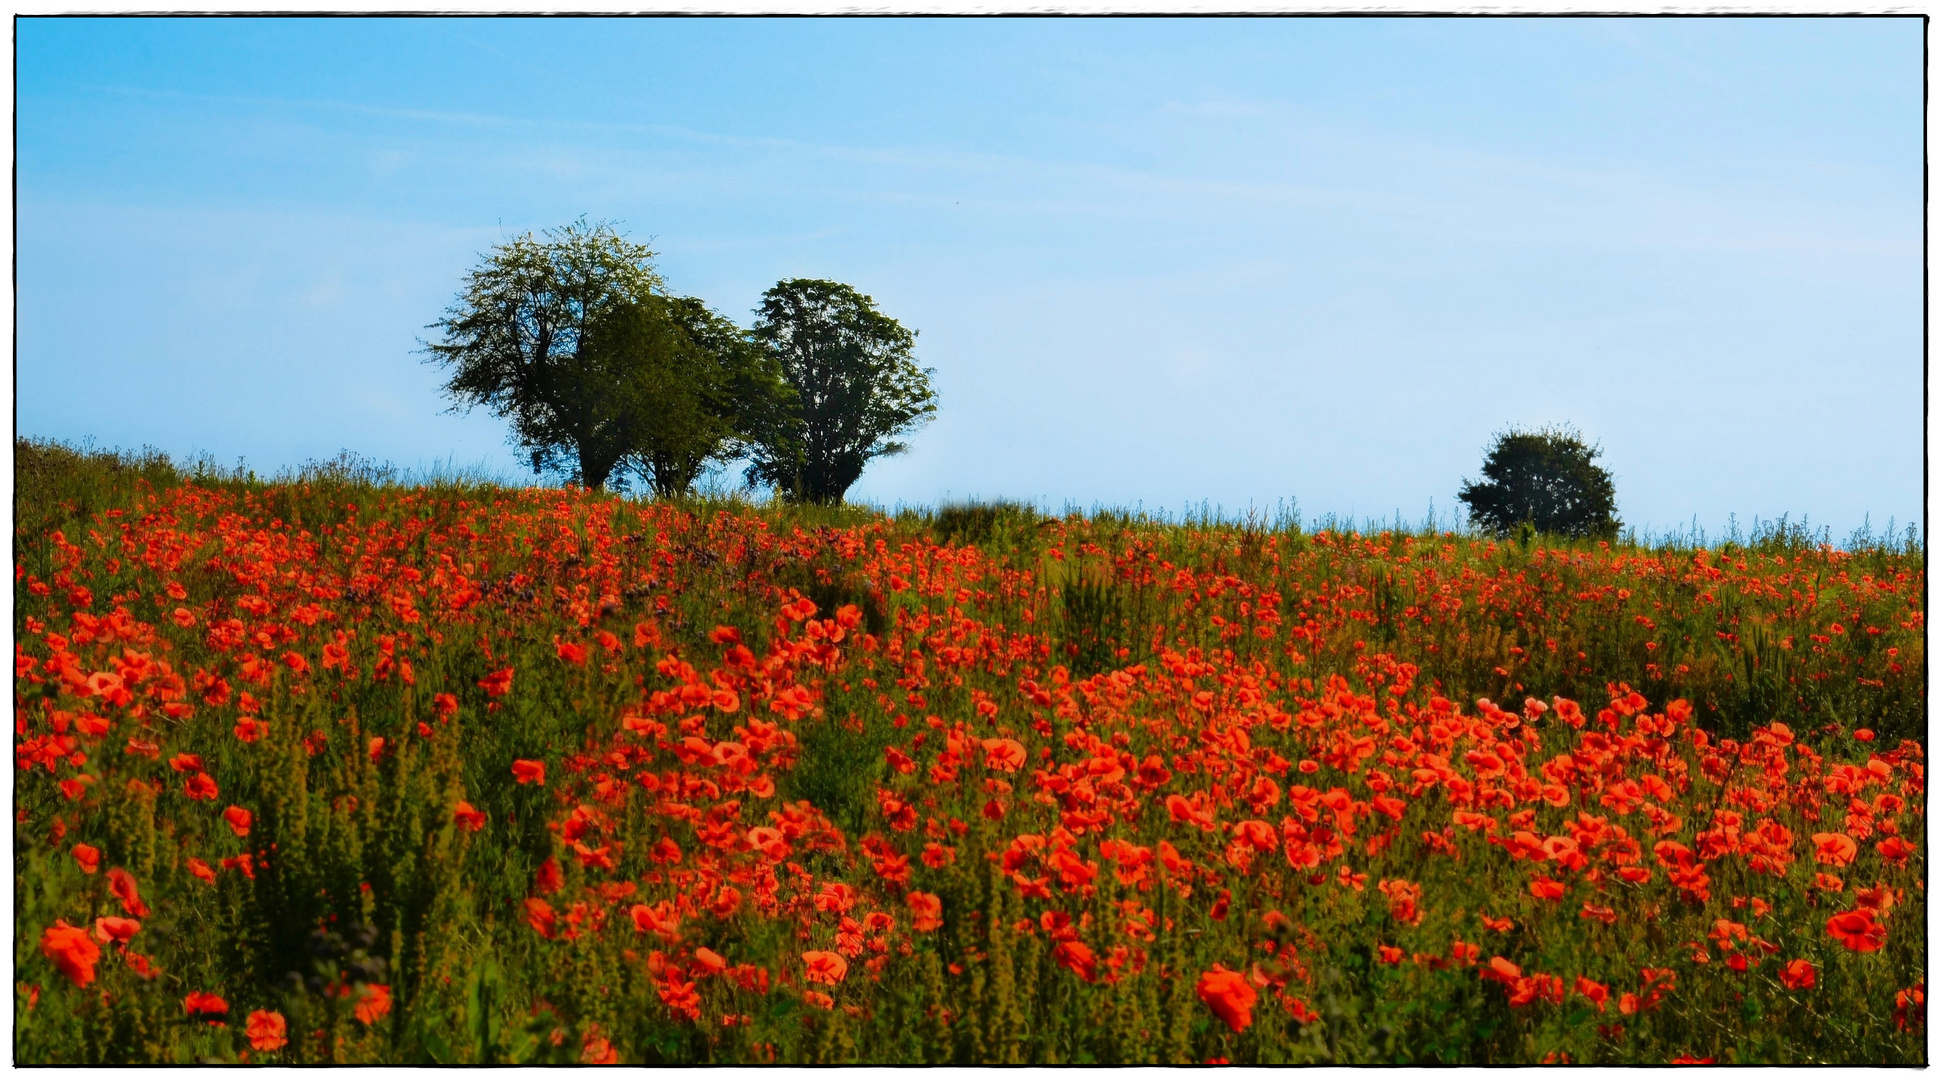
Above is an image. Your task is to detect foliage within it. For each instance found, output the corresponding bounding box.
[590,296,794,498]
[745,280,937,504]
[1458,427,1621,540]
[422,219,664,491]
[13,445,1925,1064]
[424,220,780,496]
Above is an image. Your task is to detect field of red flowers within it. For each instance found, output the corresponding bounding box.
[12,446,1926,1063]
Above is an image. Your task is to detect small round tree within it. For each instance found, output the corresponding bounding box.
[1457,426,1620,539]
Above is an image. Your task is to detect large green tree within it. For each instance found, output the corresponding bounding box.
[1456,425,1621,539]
[423,220,785,495]
[746,279,937,504]
[423,219,661,490]
[589,295,794,498]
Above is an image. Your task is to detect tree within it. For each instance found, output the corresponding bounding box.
[423,220,787,496]
[1457,426,1621,539]
[746,279,937,504]
[423,219,663,490]
[588,295,794,498]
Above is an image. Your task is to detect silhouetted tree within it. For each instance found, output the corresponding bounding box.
[1457,426,1620,539]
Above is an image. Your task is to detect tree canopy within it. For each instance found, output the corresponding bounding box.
[588,295,793,497]
[745,279,937,504]
[1456,426,1620,539]
[423,220,787,493]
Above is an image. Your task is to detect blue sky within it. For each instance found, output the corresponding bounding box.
[16,17,1924,539]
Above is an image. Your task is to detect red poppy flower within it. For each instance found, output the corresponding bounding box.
[1574,976,1610,1011]
[1876,836,1916,865]
[184,991,229,1022]
[40,921,100,987]
[982,738,1026,773]
[1896,984,1924,1032]
[92,916,141,945]
[71,843,100,875]
[453,801,487,832]
[1779,959,1817,990]
[246,1010,288,1051]
[525,898,558,938]
[1811,832,1858,867]
[1483,956,1523,984]
[1826,908,1887,952]
[107,867,150,917]
[907,891,944,932]
[534,856,564,894]
[802,950,848,985]
[1054,939,1099,982]
[1196,965,1258,1033]
[814,882,857,914]
[511,759,546,786]
[223,806,253,837]
[354,984,392,1025]
[478,667,514,697]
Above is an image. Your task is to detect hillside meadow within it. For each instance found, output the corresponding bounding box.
[12,439,1926,1063]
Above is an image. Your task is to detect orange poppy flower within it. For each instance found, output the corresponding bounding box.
[1779,959,1816,990]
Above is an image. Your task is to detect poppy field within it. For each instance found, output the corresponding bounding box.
[12,445,1927,1063]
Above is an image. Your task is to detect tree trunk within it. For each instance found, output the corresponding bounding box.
[578,443,616,491]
